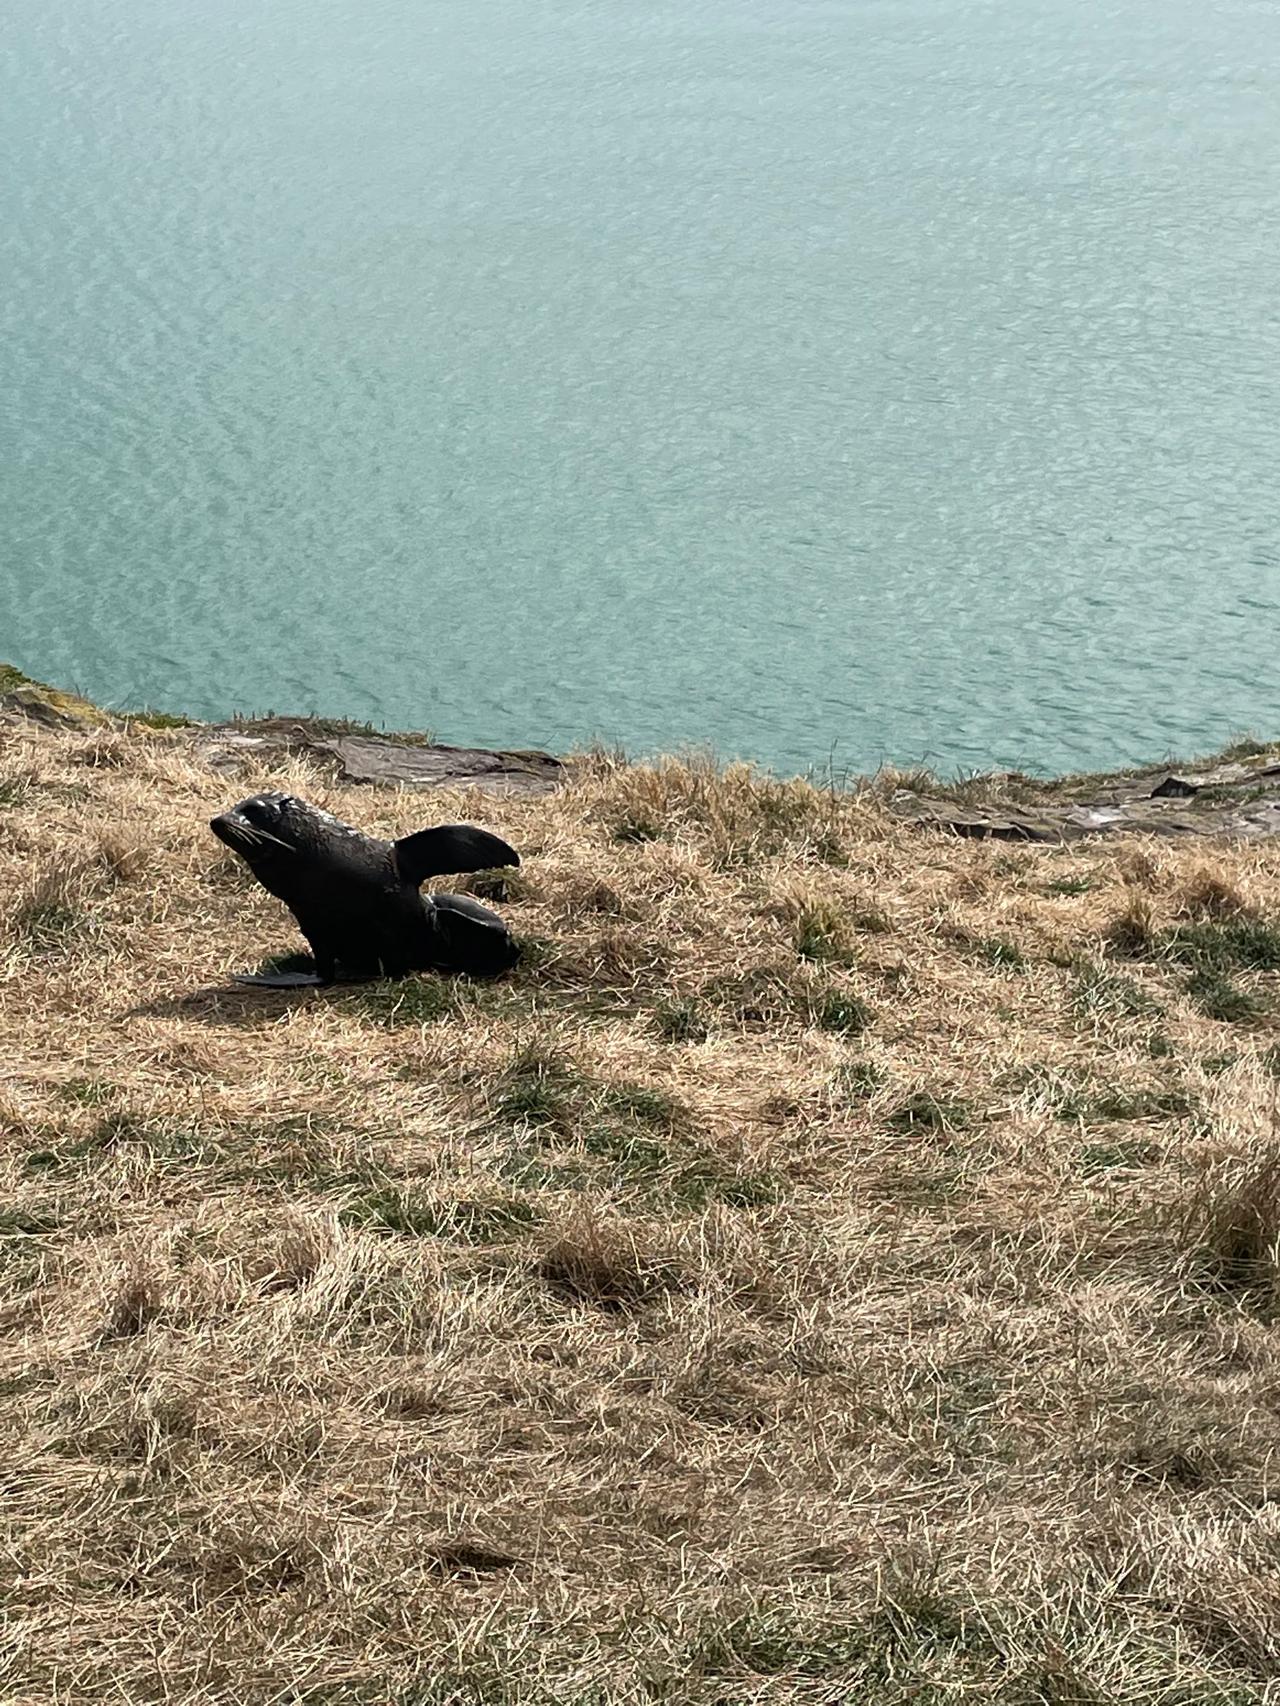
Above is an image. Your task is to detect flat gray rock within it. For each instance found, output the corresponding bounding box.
[192,718,566,797]
[893,746,1280,844]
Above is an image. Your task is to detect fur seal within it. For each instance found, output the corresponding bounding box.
[210,792,521,985]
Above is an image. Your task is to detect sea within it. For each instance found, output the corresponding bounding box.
[3,0,1279,778]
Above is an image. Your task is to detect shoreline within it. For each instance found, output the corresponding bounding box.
[3,660,1279,838]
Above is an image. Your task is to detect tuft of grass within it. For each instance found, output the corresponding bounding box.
[1046,874,1094,896]
[652,997,709,1044]
[9,866,88,953]
[0,663,33,693]
[810,988,874,1036]
[1070,960,1160,1021]
[1079,1139,1164,1177]
[1178,1147,1280,1298]
[832,1060,887,1102]
[1221,735,1271,759]
[347,979,467,1026]
[887,1092,972,1134]
[341,1189,537,1244]
[0,1205,60,1238]
[1106,895,1160,959]
[126,707,192,730]
[537,1220,686,1311]
[1186,969,1268,1026]
[611,814,663,844]
[975,936,1027,972]
[792,901,858,968]
[492,1044,580,1130]
[101,1265,163,1341]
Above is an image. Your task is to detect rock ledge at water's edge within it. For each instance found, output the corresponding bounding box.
[2,662,1279,836]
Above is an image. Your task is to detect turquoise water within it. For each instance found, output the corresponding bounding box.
[3,0,1279,778]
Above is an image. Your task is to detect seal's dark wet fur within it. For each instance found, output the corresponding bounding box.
[210,792,521,984]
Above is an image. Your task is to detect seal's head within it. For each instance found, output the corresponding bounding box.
[210,791,290,859]
[210,792,358,872]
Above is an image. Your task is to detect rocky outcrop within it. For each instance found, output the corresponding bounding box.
[0,668,566,798]
[191,718,566,797]
[891,753,1280,843]
[0,666,110,730]
[3,661,1277,829]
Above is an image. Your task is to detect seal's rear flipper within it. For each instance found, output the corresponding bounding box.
[429,892,522,977]
[394,825,519,887]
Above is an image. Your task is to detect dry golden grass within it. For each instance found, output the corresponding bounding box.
[3,727,1280,1704]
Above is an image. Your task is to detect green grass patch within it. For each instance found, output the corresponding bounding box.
[793,903,858,967]
[600,1082,682,1130]
[126,707,192,729]
[1161,917,1280,973]
[1046,874,1095,896]
[341,1189,537,1243]
[11,897,82,952]
[810,988,874,1036]
[580,1124,778,1210]
[1201,1052,1240,1076]
[492,1045,581,1130]
[0,1205,60,1238]
[54,1078,116,1108]
[1221,736,1272,759]
[0,664,33,694]
[611,814,663,844]
[975,936,1027,972]
[1070,961,1160,1021]
[887,1092,971,1134]
[347,978,467,1026]
[27,1113,214,1174]
[1080,1138,1164,1177]
[832,1060,886,1102]
[1186,969,1268,1025]
[1088,1087,1192,1122]
[652,997,709,1044]
[582,1125,670,1177]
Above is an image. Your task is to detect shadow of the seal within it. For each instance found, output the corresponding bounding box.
[126,983,331,1026]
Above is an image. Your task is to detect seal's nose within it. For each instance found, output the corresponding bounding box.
[209,812,245,848]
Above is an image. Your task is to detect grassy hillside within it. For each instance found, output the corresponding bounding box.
[2,716,1280,1704]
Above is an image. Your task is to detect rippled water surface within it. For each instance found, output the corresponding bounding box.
[4,0,1279,776]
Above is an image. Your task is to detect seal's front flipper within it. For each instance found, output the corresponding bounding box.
[233,951,325,989]
[427,892,522,977]
[394,825,519,887]
[233,969,326,989]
